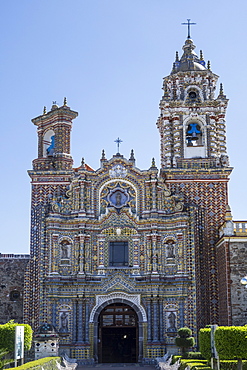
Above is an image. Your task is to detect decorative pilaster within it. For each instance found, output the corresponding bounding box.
[97,235,105,275]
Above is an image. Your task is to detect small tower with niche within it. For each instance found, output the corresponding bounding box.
[32,99,78,171]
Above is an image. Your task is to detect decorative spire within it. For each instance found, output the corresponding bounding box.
[101,149,106,160]
[217,83,227,100]
[43,106,47,115]
[219,83,224,95]
[207,60,211,70]
[200,50,203,60]
[63,97,67,106]
[175,51,179,62]
[129,149,135,161]
[151,157,156,168]
[81,157,85,167]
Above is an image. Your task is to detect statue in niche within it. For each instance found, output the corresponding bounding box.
[167,311,176,332]
[115,191,122,206]
[59,311,69,333]
[166,241,175,258]
[61,241,70,259]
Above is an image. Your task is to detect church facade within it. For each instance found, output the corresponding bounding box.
[24,34,232,361]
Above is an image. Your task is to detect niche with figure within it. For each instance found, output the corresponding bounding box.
[60,240,71,265]
[165,240,175,260]
[59,310,69,334]
[166,311,177,333]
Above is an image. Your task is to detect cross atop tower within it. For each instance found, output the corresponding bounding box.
[114,137,123,154]
[181,19,196,39]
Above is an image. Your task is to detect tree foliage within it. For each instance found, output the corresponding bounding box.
[199,328,211,362]
[0,321,33,353]
[0,349,14,370]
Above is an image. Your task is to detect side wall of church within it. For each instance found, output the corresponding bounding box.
[0,254,30,324]
[229,239,247,325]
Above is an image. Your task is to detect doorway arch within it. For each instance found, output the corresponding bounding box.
[90,292,147,363]
[99,303,138,363]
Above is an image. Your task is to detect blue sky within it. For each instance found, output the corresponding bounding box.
[1,0,246,254]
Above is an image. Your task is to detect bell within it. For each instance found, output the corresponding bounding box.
[191,132,199,141]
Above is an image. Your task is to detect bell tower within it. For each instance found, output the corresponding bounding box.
[157,38,229,169]
[32,99,78,171]
[157,30,232,326]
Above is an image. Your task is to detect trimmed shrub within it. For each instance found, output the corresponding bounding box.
[186,352,205,359]
[15,357,61,369]
[199,328,211,362]
[175,327,195,356]
[0,321,33,352]
[179,359,209,370]
[171,355,182,364]
[220,360,247,370]
[214,326,247,360]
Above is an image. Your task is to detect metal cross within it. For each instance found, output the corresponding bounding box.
[114,137,123,153]
[181,19,196,39]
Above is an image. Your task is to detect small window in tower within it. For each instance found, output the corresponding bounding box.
[109,241,128,267]
[186,122,202,147]
[10,290,21,301]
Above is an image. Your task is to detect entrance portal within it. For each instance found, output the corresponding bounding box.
[98,303,138,363]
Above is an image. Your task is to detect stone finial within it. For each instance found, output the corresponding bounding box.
[225,205,233,221]
[43,106,47,115]
[129,149,135,161]
[51,101,58,110]
[207,60,211,70]
[101,149,106,160]
[219,83,224,95]
[217,83,227,100]
[175,51,179,62]
[151,158,156,167]
[81,157,85,167]
[200,50,204,60]
[63,97,67,106]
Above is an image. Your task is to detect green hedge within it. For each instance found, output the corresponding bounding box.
[199,328,211,362]
[215,326,247,360]
[220,360,247,370]
[0,321,32,352]
[179,359,209,370]
[15,357,61,369]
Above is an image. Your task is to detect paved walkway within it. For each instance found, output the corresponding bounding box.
[77,363,156,370]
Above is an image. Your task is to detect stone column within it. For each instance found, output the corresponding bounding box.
[78,234,85,275]
[85,300,89,343]
[72,300,78,342]
[147,299,152,342]
[153,298,159,343]
[77,300,83,343]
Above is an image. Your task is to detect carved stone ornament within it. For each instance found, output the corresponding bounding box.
[109,164,127,178]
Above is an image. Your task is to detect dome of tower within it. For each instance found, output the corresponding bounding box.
[171,38,207,74]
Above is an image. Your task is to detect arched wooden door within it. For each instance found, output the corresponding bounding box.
[98,303,138,363]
